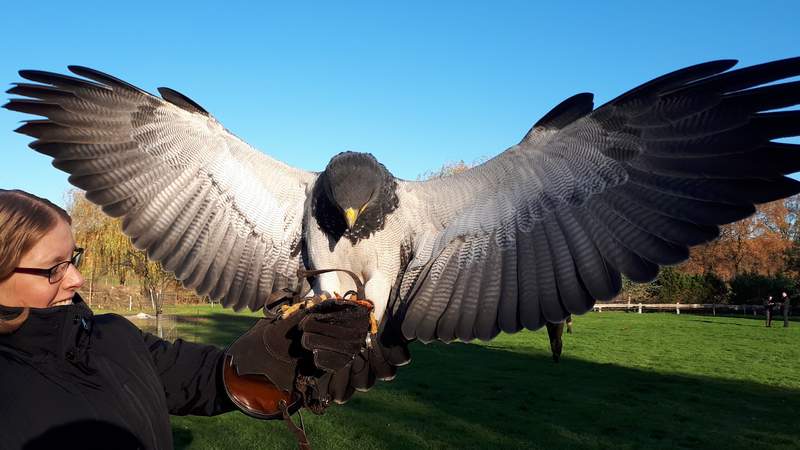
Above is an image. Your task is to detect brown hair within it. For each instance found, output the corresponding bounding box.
[0,189,72,333]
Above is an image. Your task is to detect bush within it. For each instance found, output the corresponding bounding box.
[651,267,729,304]
[700,272,729,304]
[728,272,796,305]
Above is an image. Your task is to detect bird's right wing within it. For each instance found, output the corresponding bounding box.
[6,67,317,311]
[396,57,800,343]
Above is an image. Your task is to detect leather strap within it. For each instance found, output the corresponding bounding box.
[296,268,366,300]
[280,400,311,450]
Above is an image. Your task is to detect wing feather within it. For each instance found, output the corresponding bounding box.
[472,239,503,341]
[455,237,489,341]
[542,214,593,315]
[435,248,472,343]
[496,239,521,334]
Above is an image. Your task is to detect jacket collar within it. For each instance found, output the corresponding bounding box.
[0,294,94,363]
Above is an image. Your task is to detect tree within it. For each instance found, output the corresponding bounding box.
[620,275,658,304]
[128,249,173,337]
[729,272,796,305]
[68,191,134,303]
[682,198,793,279]
[418,156,490,180]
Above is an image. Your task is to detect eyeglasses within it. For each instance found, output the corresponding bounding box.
[13,248,84,284]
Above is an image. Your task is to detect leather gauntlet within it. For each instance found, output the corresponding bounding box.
[223,269,374,419]
[223,314,306,419]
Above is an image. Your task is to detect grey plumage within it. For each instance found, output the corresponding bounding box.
[6,57,800,399]
[396,57,800,343]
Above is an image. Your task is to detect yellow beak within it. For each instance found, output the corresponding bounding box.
[344,207,359,229]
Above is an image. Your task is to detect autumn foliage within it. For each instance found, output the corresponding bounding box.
[681,199,794,279]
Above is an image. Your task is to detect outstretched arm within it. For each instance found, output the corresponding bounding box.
[142,332,237,416]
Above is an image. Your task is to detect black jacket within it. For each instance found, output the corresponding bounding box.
[0,295,236,450]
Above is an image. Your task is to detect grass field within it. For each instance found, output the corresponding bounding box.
[117,307,799,449]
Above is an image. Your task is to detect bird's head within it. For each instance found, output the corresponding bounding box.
[322,151,391,230]
[311,151,399,244]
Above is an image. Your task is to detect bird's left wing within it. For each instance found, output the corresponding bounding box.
[5,67,317,311]
[396,57,800,343]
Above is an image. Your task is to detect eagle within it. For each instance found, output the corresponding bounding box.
[6,57,800,402]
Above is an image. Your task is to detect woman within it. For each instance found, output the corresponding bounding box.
[0,189,370,450]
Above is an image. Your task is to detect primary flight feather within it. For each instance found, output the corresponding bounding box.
[6,57,800,402]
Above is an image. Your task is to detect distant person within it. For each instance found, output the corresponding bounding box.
[765,295,776,327]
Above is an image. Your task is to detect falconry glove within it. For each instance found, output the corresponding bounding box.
[223,268,375,419]
[300,298,374,372]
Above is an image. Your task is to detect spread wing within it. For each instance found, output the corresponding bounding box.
[397,57,800,343]
[5,67,317,311]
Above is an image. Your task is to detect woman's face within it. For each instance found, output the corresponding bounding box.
[0,219,85,308]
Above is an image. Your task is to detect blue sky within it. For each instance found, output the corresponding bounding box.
[2,0,798,206]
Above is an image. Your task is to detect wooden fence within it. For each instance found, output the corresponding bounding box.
[593,303,796,316]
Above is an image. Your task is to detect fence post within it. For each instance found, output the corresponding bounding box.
[676,304,680,315]
[128,296,132,312]
[638,303,643,314]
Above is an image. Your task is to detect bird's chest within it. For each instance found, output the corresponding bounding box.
[306,225,387,275]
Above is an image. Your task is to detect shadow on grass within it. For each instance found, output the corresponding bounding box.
[171,313,800,450]
[690,318,771,327]
[687,316,799,327]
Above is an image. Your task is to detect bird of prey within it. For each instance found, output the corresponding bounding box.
[6,57,800,402]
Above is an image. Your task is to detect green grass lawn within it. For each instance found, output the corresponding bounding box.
[114,307,799,449]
